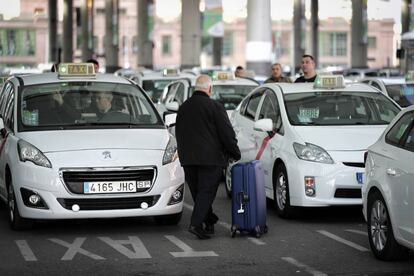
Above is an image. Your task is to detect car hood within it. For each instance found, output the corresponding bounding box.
[18,129,170,153]
[292,125,386,151]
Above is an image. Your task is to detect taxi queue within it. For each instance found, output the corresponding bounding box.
[0,63,413,261]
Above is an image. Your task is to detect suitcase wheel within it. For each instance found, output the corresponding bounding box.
[231,225,238,238]
[254,226,262,238]
[264,225,268,234]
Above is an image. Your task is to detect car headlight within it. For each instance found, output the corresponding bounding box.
[18,140,52,168]
[162,135,178,165]
[293,142,334,164]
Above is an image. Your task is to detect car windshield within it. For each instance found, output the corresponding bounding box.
[211,85,257,110]
[385,84,414,107]
[284,91,401,126]
[142,79,175,103]
[20,81,163,131]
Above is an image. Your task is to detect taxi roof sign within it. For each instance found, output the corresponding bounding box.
[58,63,96,78]
[162,68,180,76]
[212,71,235,81]
[314,74,345,89]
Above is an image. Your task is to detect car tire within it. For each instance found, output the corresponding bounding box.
[224,163,232,198]
[8,180,33,230]
[367,190,408,261]
[273,163,295,219]
[154,211,182,226]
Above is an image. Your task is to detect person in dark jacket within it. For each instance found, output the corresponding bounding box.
[294,54,318,83]
[175,74,241,239]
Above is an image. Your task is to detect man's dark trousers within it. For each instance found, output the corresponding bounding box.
[184,165,222,227]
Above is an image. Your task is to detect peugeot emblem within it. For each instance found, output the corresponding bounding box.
[102,151,112,159]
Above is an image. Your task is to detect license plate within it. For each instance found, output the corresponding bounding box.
[84,181,137,194]
[356,172,365,184]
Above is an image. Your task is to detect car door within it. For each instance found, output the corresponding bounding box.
[232,89,265,162]
[0,81,15,199]
[383,111,414,241]
[254,89,284,195]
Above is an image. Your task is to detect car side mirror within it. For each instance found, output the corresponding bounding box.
[254,118,273,132]
[164,113,177,128]
[165,101,179,112]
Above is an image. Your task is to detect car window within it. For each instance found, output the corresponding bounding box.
[258,90,282,130]
[385,111,414,147]
[284,91,400,126]
[385,84,414,107]
[370,81,381,91]
[211,85,257,110]
[243,90,264,120]
[403,123,414,152]
[142,79,175,103]
[20,82,163,131]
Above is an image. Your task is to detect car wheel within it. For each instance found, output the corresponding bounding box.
[367,191,408,261]
[8,180,33,230]
[154,211,182,226]
[273,163,295,219]
[224,163,232,198]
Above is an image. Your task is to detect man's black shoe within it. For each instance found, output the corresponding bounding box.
[188,226,211,240]
[204,224,214,235]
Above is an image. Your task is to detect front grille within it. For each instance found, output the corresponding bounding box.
[334,188,362,198]
[61,168,156,194]
[343,162,365,168]
[57,195,160,210]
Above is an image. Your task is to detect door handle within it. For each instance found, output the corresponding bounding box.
[386,168,396,176]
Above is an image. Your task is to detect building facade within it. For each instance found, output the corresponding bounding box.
[0,0,397,73]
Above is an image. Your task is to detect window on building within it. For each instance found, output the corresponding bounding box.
[162,35,172,56]
[0,29,36,56]
[222,32,233,56]
[132,35,138,54]
[122,36,129,54]
[368,37,377,49]
[319,32,347,57]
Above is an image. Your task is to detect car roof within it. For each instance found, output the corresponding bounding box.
[141,72,196,81]
[212,77,259,86]
[263,82,381,94]
[14,73,132,86]
[361,77,410,85]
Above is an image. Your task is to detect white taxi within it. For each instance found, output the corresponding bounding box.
[361,76,414,108]
[362,105,414,260]
[227,75,401,218]
[131,68,196,105]
[160,71,259,116]
[0,63,184,230]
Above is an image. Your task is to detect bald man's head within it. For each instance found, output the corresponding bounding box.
[195,75,213,96]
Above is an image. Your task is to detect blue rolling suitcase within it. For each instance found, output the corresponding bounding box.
[231,160,267,238]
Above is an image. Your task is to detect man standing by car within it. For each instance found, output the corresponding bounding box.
[264,63,292,83]
[295,54,318,83]
[175,74,241,240]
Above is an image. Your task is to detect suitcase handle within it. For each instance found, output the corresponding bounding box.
[237,192,249,214]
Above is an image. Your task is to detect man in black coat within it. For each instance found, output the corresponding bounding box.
[175,74,241,239]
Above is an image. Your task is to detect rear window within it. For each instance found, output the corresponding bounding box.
[385,84,414,107]
[19,81,163,131]
[142,79,175,103]
[211,85,257,110]
[284,91,401,126]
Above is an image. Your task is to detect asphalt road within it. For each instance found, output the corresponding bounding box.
[0,182,413,276]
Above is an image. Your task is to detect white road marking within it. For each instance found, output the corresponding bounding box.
[99,236,151,259]
[184,202,266,245]
[317,230,369,252]
[165,235,218,257]
[282,257,327,276]
[345,229,368,236]
[247,237,266,245]
[49,237,105,260]
[15,240,37,261]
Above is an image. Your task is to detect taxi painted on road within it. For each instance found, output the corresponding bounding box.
[0,63,184,230]
[226,75,401,218]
